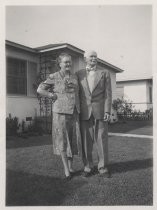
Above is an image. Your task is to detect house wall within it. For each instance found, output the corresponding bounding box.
[6,46,40,122]
[146,80,153,110]
[109,71,118,122]
[71,55,80,73]
[6,44,120,124]
[116,80,153,112]
[116,86,124,99]
[6,96,39,124]
[110,71,116,100]
[78,56,85,70]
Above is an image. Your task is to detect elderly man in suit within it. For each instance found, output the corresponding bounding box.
[76,50,112,177]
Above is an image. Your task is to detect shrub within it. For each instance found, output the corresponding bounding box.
[27,117,44,135]
[21,120,26,133]
[6,114,20,136]
[112,97,134,122]
[112,97,134,114]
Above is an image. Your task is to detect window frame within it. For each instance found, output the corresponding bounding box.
[149,86,152,103]
[6,56,27,96]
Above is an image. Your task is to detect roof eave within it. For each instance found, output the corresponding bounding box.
[5,40,37,53]
[117,77,153,82]
[5,40,124,73]
[37,44,84,55]
[97,58,124,73]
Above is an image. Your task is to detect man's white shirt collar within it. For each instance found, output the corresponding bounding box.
[86,65,96,72]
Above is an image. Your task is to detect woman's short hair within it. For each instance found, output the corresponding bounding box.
[57,53,72,68]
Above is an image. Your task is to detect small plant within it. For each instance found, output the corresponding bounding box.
[27,117,44,135]
[21,120,26,133]
[6,114,20,136]
[112,97,134,122]
[145,108,153,119]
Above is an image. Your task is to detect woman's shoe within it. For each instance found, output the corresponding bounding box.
[64,174,72,181]
[69,169,76,176]
[69,168,75,173]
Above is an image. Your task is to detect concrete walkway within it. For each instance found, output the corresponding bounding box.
[109,132,153,139]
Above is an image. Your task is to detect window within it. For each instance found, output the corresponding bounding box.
[27,61,38,96]
[149,87,152,103]
[7,57,27,95]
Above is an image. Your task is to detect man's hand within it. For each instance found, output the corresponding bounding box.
[103,112,110,122]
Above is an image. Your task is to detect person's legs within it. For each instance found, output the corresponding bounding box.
[66,114,75,173]
[80,116,94,173]
[68,157,74,173]
[54,113,72,178]
[60,151,71,177]
[94,120,109,172]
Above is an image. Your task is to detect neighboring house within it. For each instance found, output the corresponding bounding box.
[6,40,123,124]
[116,77,153,112]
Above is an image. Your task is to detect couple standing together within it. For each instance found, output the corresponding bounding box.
[37,50,112,180]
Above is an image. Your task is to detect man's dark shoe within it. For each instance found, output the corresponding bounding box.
[82,170,93,177]
[70,171,78,177]
[99,171,111,178]
[98,167,111,178]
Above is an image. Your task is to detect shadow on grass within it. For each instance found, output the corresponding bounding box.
[6,169,86,206]
[109,158,153,174]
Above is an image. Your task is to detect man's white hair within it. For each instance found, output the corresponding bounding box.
[84,50,97,58]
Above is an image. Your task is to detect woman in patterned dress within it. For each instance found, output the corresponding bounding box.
[37,53,82,180]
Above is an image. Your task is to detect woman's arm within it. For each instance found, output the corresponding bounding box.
[37,75,57,100]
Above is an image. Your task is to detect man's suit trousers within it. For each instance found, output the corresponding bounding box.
[80,114,109,171]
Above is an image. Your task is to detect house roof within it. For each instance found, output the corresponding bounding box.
[34,43,84,54]
[117,76,153,83]
[35,43,123,73]
[6,40,123,73]
[6,40,37,53]
[97,58,123,73]
[35,43,68,50]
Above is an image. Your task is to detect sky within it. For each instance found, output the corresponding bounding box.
[5,5,152,80]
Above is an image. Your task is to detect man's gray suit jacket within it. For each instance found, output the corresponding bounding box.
[76,68,112,120]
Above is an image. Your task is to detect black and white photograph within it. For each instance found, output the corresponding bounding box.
[0,0,156,208]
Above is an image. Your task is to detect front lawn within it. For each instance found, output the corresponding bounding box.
[6,135,153,206]
[109,120,153,135]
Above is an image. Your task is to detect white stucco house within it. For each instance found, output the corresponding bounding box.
[6,40,123,124]
[116,77,153,112]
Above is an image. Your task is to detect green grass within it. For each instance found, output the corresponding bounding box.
[109,120,153,135]
[6,135,153,206]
